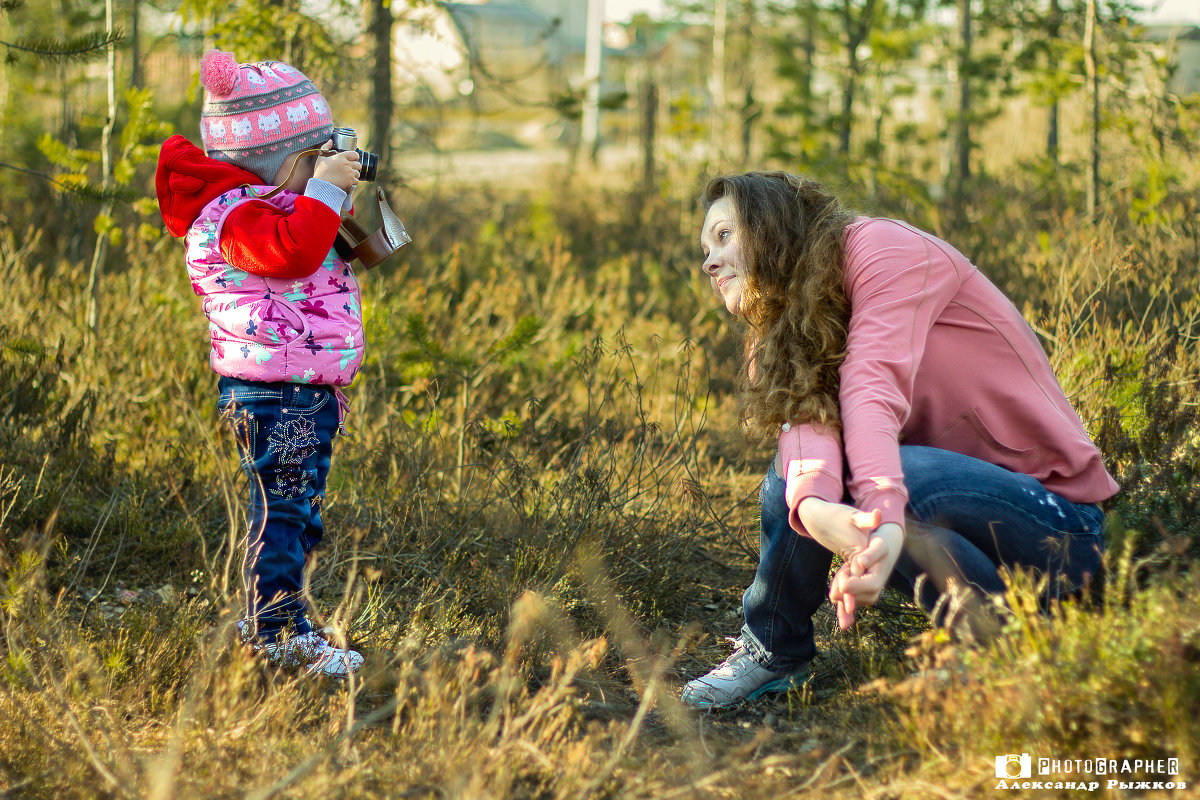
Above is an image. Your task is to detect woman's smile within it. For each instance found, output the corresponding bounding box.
[700,196,747,316]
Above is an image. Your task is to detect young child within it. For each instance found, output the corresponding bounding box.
[156,49,367,678]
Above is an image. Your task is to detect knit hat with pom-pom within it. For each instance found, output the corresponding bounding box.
[198,49,334,184]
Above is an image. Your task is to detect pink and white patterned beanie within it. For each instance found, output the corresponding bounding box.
[198,49,334,183]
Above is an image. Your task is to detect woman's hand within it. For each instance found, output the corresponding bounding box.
[793,495,879,561]
[828,522,904,629]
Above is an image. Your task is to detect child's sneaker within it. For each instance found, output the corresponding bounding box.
[681,638,809,710]
[237,620,364,679]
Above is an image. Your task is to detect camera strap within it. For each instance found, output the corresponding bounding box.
[237,148,410,269]
[336,188,411,270]
[244,147,330,201]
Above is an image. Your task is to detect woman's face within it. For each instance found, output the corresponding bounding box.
[700,196,747,316]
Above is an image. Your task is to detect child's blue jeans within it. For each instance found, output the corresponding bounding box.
[741,445,1107,671]
[217,376,339,643]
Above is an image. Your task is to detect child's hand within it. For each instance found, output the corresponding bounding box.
[314,142,361,193]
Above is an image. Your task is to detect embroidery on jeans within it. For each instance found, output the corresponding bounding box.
[266,416,320,498]
[272,468,312,499]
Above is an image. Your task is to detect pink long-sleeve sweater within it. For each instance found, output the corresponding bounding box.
[779,218,1119,535]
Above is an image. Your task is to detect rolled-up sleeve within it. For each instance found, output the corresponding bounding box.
[779,422,844,536]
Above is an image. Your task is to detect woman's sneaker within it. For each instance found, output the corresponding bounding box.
[237,621,364,679]
[681,638,809,710]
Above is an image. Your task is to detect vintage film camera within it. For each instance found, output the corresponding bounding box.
[328,127,410,269]
[329,127,379,182]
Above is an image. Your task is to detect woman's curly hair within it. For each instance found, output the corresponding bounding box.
[702,171,854,445]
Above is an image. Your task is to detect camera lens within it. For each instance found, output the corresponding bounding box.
[358,150,378,182]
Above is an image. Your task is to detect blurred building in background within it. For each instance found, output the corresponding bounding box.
[1142,24,1200,97]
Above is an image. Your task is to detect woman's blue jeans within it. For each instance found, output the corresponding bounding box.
[741,445,1106,671]
[217,377,339,643]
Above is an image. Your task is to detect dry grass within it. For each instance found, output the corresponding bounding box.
[2,161,1199,798]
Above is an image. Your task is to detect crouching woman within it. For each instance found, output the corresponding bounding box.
[682,171,1118,710]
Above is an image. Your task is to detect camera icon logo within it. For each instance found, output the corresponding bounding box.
[995,753,1032,779]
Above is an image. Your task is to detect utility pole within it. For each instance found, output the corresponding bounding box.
[581,0,604,164]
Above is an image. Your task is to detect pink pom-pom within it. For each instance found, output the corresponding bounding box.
[200,49,240,98]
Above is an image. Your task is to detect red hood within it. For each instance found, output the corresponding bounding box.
[155,135,264,237]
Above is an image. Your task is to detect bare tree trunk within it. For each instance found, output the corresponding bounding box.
[366,0,393,168]
[741,84,756,166]
[802,0,816,106]
[709,0,727,163]
[1084,0,1100,218]
[640,78,657,195]
[794,0,816,147]
[955,0,972,191]
[838,67,856,154]
[130,0,141,88]
[0,11,9,134]
[838,0,877,156]
[1047,0,1060,162]
[85,0,117,344]
[838,1,856,155]
[740,0,757,166]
